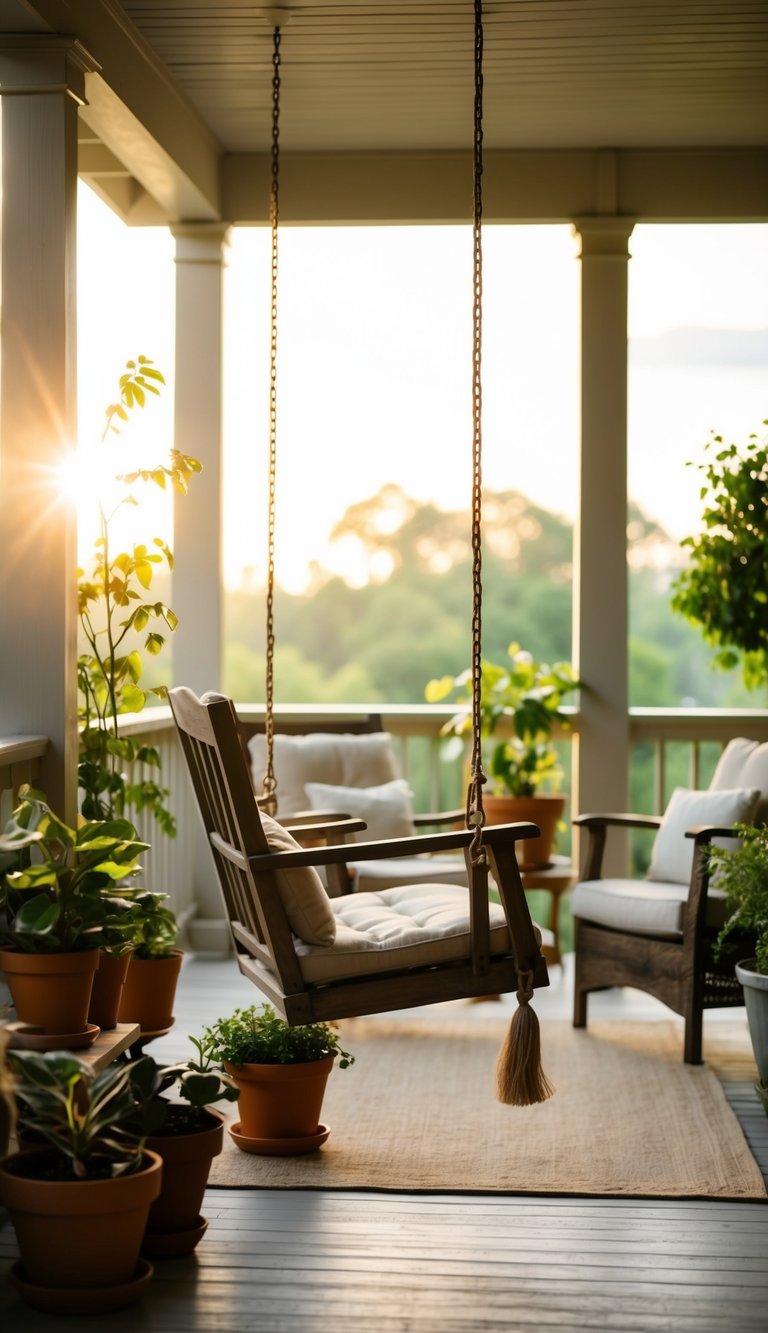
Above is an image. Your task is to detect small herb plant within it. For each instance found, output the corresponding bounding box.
[201,1004,354,1069]
[113,887,178,961]
[426,644,579,797]
[78,357,202,835]
[0,787,147,955]
[671,422,768,690]
[709,824,768,976]
[7,1049,153,1180]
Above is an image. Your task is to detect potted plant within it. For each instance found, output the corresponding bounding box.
[671,421,768,690]
[0,1049,162,1313]
[127,1034,239,1257]
[116,889,182,1036]
[426,643,579,868]
[708,823,768,1112]
[77,356,201,837]
[201,1003,354,1155]
[0,787,147,1041]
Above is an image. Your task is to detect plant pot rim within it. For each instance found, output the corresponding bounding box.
[0,947,101,966]
[224,1053,335,1079]
[735,959,768,989]
[0,1148,163,1205]
[146,1106,226,1142]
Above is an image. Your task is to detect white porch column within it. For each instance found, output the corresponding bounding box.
[171,223,230,695]
[0,39,96,822]
[571,217,635,874]
[171,224,231,954]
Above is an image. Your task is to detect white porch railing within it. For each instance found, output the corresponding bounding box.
[2,705,768,953]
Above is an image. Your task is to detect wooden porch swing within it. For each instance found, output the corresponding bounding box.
[169,1,552,1105]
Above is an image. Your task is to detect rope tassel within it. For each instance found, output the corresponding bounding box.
[495,971,554,1106]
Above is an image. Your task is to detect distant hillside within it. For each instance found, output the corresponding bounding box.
[631,327,768,366]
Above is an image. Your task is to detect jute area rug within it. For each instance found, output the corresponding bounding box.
[208,1017,767,1199]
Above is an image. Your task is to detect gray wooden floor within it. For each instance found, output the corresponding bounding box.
[2,955,767,1333]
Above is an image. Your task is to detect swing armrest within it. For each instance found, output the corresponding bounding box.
[277,811,367,837]
[231,820,541,871]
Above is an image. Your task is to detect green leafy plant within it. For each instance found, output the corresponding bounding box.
[671,422,768,690]
[77,357,202,834]
[709,824,768,976]
[114,887,178,960]
[6,1049,153,1179]
[201,1003,355,1069]
[0,786,147,954]
[126,1034,240,1138]
[426,643,579,797]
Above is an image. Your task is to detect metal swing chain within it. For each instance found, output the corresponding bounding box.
[466,0,487,859]
[263,24,282,816]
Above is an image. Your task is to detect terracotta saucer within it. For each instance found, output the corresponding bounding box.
[9,1258,154,1314]
[6,1022,101,1053]
[142,1214,209,1258]
[135,1020,176,1041]
[228,1121,331,1156]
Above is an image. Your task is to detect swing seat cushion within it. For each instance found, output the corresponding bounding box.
[291,882,546,984]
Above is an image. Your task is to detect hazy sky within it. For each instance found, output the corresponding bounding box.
[77,185,768,590]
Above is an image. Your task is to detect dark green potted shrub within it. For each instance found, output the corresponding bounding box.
[426,643,579,868]
[202,1003,354,1155]
[0,1049,161,1312]
[0,787,147,1041]
[707,824,768,1112]
[128,1035,239,1256]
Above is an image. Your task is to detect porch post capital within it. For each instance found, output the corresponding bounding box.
[572,216,637,258]
[171,223,232,264]
[0,36,99,106]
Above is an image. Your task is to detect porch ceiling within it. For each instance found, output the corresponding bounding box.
[118,1,768,154]
[3,1,767,222]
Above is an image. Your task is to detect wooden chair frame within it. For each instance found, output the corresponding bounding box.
[170,687,549,1026]
[573,813,748,1064]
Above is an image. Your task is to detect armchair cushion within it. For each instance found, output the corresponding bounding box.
[646,786,760,885]
[304,777,416,841]
[249,732,399,815]
[260,811,336,946]
[709,738,768,826]
[572,877,729,939]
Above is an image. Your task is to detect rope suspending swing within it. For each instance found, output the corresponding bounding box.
[468,0,552,1106]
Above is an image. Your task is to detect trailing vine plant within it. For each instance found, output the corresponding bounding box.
[77,357,202,834]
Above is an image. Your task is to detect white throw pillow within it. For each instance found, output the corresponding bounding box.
[259,810,336,946]
[647,786,760,885]
[248,732,399,815]
[304,778,416,843]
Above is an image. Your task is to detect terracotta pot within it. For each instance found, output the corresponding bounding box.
[0,949,100,1034]
[0,1149,162,1290]
[483,793,566,871]
[88,950,131,1031]
[226,1055,334,1140]
[117,949,183,1033]
[142,1108,225,1254]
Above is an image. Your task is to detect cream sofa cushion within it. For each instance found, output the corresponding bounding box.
[259,811,336,946]
[572,877,729,940]
[293,882,546,983]
[305,777,415,841]
[646,785,760,884]
[249,732,399,816]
